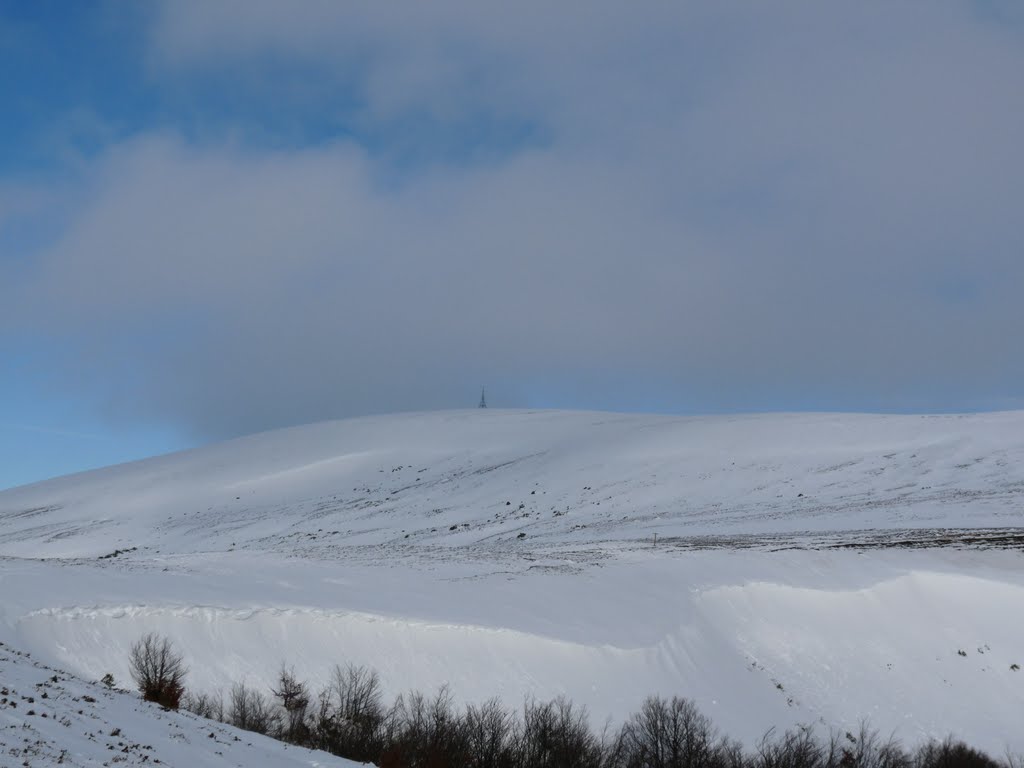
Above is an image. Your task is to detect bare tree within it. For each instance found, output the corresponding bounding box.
[619,695,722,768]
[517,696,602,768]
[465,697,514,768]
[312,664,386,761]
[271,665,311,744]
[183,691,224,722]
[836,722,909,768]
[753,725,824,768]
[228,681,277,735]
[128,633,187,709]
[913,738,1002,768]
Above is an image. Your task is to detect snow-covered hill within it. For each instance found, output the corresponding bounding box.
[1,410,1023,754]
[2,409,1023,559]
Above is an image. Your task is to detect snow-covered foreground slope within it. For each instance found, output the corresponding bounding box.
[1,410,1023,755]
[0,641,360,767]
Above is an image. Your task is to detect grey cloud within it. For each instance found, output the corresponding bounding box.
[4,2,1024,438]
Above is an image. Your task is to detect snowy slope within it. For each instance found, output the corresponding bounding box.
[1,410,1023,754]
[0,640,360,767]
[1,409,1023,560]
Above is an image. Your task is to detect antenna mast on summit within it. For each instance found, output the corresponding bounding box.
[479,387,487,408]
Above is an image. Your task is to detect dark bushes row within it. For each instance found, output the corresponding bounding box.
[129,634,1018,768]
[184,665,1017,768]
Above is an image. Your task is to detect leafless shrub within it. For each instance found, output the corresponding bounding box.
[129,645,1019,768]
[183,691,224,722]
[228,681,277,735]
[912,738,1002,768]
[618,695,725,768]
[754,725,824,768]
[128,633,187,709]
[833,723,910,768]
[384,685,471,767]
[311,664,386,761]
[464,697,515,768]
[515,695,603,768]
[271,665,311,744]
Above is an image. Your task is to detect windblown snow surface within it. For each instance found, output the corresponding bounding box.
[1,409,1023,759]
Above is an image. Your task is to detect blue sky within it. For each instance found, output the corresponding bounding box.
[2,1,1024,490]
